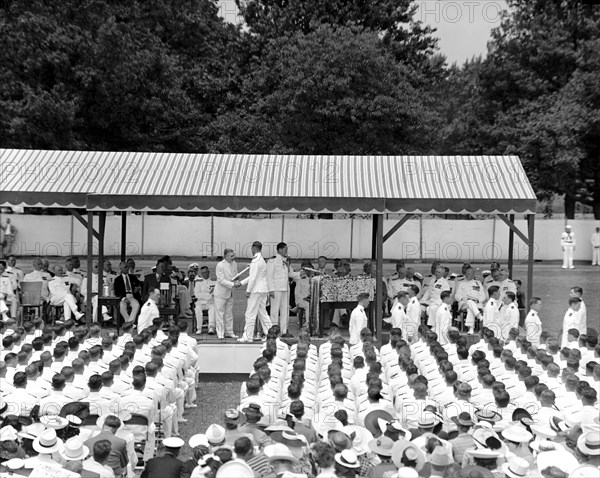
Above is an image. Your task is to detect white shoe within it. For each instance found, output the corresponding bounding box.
[562,266,567,269]
[184,403,197,409]
[237,338,252,343]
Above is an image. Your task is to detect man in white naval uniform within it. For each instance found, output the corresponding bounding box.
[386,263,416,309]
[266,242,301,337]
[561,224,576,269]
[213,248,241,339]
[239,241,272,342]
[420,264,451,327]
[591,226,600,265]
[561,297,582,347]
[454,267,486,335]
[483,285,501,338]
[524,297,543,347]
[192,266,216,334]
[500,291,520,341]
[435,291,453,345]
[138,288,160,332]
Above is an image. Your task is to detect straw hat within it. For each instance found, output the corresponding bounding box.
[391,439,425,471]
[368,436,394,457]
[215,459,254,478]
[363,409,394,437]
[502,457,530,478]
[206,424,226,446]
[536,450,580,475]
[32,429,63,454]
[17,422,45,441]
[59,436,90,461]
[570,465,600,478]
[334,449,360,469]
[502,426,533,443]
[470,448,501,459]
[530,439,565,453]
[530,424,557,440]
[264,443,299,464]
[476,409,502,424]
[189,434,209,449]
[342,425,373,456]
[451,412,474,427]
[394,469,419,478]
[429,445,453,466]
[39,415,69,430]
[577,432,600,456]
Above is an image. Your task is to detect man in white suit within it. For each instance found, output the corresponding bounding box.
[213,248,241,339]
[239,241,272,342]
[266,242,300,337]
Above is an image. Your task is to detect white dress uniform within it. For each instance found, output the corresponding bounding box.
[576,300,587,336]
[501,301,520,340]
[435,302,452,345]
[482,297,501,337]
[405,297,421,341]
[560,308,580,347]
[388,302,406,329]
[138,297,159,332]
[0,275,16,317]
[5,265,24,288]
[455,279,486,329]
[386,274,417,305]
[591,230,600,265]
[421,277,451,326]
[240,252,272,340]
[349,304,368,346]
[266,254,300,334]
[524,309,542,346]
[80,272,109,322]
[561,229,576,268]
[192,276,216,331]
[213,258,239,338]
[23,269,52,300]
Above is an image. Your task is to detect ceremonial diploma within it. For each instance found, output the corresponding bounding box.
[232,266,250,281]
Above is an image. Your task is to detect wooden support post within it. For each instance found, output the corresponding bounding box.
[383,214,413,243]
[86,212,94,325]
[120,211,127,262]
[508,214,515,278]
[97,212,106,322]
[374,214,384,347]
[527,214,535,305]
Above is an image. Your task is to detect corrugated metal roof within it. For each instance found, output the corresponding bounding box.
[0,149,537,213]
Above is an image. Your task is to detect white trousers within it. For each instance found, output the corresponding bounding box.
[242,293,272,340]
[592,247,599,265]
[426,301,441,327]
[51,293,80,320]
[563,246,574,268]
[195,301,215,330]
[88,296,108,323]
[270,290,289,333]
[119,297,140,322]
[462,300,482,328]
[213,296,234,338]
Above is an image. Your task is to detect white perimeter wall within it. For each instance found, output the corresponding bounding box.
[2,214,599,263]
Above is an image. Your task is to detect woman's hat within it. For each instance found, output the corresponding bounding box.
[59,436,90,461]
[549,416,570,433]
[451,412,474,427]
[391,439,425,471]
[429,445,454,466]
[368,436,394,457]
[334,449,360,469]
[3,458,25,470]
[502,457,530,478]
[536,450,580,475]
[342,425,373,456]
[501,426,533,443]
[189,434,209,449]
[39,415,69,430]
[327,430,352,452]
[32,429,63,454]
[417,412,440,428]
[511,408,533,425]
[470,448,500,459]
[577,432,600,456]
[476,409,502,423]
[215,459,254,478]
[281,431,307,448]
[224,409,245,425]
[242,403,263,418]
[530,439,565,453]
[530,424,557,440]
[17,422,45,441]
[363,410,393,437]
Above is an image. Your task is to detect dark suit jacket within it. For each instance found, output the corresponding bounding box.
[141,453,183,478]
[114,273,142,301]
[142,273,170,301]
[84,431,128,477]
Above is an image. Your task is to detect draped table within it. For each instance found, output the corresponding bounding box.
[308,275,376,337]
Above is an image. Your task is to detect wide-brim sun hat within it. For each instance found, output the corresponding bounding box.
[530,439,565,453]
[501,425,533,443]
[263,443,299,465]
[501,457,530,478]
[215,459,254,478]
[363,409,393,437]
[536,450,580,475]
[577,432,600,456]
[39,415,69,430]
[368,436,394,456]
[343,425,374,455]
[391,439,425,471]
[334,449,360,469]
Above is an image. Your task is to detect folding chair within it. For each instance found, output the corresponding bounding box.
[19,281,44,325]
[123,413,150,468]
